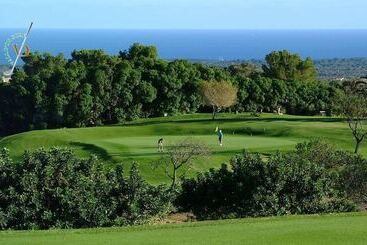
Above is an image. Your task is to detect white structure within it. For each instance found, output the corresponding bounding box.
[2,22,33,83]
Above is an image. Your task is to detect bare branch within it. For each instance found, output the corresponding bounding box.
[155,138,210,190]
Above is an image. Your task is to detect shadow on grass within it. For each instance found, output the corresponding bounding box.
[120,116,345,128]
[69,142,113,162]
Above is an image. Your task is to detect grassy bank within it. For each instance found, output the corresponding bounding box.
[1,213,366,245]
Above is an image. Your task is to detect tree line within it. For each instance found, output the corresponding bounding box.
[0,44,340,134]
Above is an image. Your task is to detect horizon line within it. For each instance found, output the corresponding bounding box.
[2,27,367,31]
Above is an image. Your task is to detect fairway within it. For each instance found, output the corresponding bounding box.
[1,213,366,245]
[0,113,359,183]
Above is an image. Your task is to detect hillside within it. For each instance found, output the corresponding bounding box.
[0,213,366,245]
[191,57,367,80]
[3,57,367,82]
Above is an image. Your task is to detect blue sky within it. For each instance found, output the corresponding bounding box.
[1,0,366,29]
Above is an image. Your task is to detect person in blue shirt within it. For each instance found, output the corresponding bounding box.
[217,129,223,146]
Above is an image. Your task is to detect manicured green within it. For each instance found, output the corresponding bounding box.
[0,113,358,183]
[1,213,366,245]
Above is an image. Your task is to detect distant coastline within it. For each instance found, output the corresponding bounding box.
[2,57,367,80]
[2,29,367,61]
[2,29,367,80]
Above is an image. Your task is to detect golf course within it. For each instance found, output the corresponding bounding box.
[1,212,366,245]
[0,113,359,183]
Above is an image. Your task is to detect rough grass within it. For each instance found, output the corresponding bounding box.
[0,113,359,183]
[1,212,366,245]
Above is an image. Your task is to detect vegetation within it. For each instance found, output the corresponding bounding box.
[178,140,356,220]
[1,140,366,231]
[0,44,342,135]
[334,92,367,153]
[1,213,367,245]
[0,148,172,230]
[1,43,367,236]
[263,50,317,81]
[315,58,367,80]
[193,57,367,80]
[334,79,367,153]
[2,114,365,183]
[201,80,238,119]
[154,138,209,190]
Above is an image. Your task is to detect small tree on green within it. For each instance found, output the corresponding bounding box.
[335,90,367,154]
[155,138,209,191]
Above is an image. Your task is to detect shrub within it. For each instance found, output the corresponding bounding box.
[294,140,367,205]
[177,142,356,220]
[340,156,367,205]
[0,148,172,230]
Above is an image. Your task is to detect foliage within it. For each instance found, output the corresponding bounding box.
[341,156,367,204]
[177,141,356,220]
[0,45,342,134]
[0,148,172,230]
[194,57,367,80]
[293,140,367,204]
[263,50,317,81]
[227,63,262,79]
[334,89,367,153]
[200,80,238,119]
[234,75,339,115]
[154,138,209,191]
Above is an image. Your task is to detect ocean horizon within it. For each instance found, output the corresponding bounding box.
[2,29,367,65]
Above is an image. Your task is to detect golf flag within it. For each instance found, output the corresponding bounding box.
[215,126,219,133]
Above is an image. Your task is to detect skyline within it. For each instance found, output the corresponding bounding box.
[1,0,367,29]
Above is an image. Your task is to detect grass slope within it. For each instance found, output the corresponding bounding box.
[0,113,358,183]
[1,213,366,245]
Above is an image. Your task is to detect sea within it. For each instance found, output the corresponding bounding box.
[1,29,367,65]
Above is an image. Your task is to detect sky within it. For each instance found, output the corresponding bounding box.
[0,0,366,29]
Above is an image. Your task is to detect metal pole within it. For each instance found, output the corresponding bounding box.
[8,22,33,76]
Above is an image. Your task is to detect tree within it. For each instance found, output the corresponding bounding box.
[263,50,317,81]
[201,81,238,120]
[228,63,261,79]
[335,90,367,154]
[155,138,209,191]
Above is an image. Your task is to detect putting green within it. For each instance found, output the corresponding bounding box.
[98,135,297,159]
[0,113,360,183]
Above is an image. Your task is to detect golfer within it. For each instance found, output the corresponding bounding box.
[158,138,164,152]
[218,129,223,146]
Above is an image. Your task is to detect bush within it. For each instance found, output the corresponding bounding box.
[340,156,367,205]
[294,140,367,204]
[177,141,356,220]
[0,148,172,230]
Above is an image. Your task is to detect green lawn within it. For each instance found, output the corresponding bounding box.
[1,213,366,245]
[0,113,359,183]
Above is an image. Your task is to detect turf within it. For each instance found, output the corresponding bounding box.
[0,113,359,183]
[1,212,366,245]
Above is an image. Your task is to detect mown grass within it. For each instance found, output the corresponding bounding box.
[1,212,366,245]
[0,113,358,183]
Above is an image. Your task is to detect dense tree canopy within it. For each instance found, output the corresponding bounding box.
[263,50,317,81]
[0,44,341,135]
